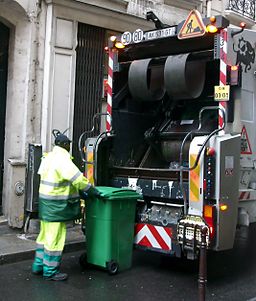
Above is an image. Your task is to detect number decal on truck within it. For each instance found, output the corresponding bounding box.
[214,85,230,101]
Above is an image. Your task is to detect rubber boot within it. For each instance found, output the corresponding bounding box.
[44,272,68,281]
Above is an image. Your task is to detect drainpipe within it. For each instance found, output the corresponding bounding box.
[25,0,45,148]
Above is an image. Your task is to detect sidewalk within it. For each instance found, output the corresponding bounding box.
[0,218,85,265]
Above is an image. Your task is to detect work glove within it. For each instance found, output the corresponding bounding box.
[86,186,102,199]
[79,190,88,200]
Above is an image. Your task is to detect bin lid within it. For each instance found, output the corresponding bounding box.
[96,186,142,200]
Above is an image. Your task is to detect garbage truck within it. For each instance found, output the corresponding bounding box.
[80,10,256,260]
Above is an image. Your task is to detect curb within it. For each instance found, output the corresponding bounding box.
[0,241,85,266]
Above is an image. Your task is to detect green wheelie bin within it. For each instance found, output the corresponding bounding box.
[80,186,141,275]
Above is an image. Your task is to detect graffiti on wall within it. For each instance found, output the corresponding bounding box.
[233,37,255,73]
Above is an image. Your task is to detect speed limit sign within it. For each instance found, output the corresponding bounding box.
[132,29,144,43]
[121,31,132,45]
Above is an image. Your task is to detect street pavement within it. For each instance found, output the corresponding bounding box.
[1,225,256,300]
[0,218,85,265]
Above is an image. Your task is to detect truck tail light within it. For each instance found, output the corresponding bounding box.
[220,204,228,211]
[204,205,215,238]
[227,64,241,86]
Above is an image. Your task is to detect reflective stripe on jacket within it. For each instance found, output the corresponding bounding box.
[38,146,91,222]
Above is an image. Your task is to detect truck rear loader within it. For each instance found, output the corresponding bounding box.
[80,10,256,260]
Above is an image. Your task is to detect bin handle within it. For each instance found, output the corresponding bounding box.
[111,189,136,194]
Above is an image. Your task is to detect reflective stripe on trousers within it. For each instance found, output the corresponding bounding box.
[32,221,66,277]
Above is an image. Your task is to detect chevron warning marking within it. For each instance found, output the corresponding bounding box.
[134,223,172,251]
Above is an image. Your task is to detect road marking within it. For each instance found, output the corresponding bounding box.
[247,297,256,301]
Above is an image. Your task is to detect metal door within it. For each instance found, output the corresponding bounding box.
[0,22,9,214]
[73,23,105,168]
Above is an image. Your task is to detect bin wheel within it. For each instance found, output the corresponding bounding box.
[106,260,119,275]
[79,252,88,269]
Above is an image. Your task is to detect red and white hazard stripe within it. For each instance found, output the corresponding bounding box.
[106,49,114,131]
[134,223,172,251]
[218,28,227,131]
[239,191,250,201]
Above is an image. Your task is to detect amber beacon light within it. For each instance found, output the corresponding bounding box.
[108,35,125,50]
[110,35,117,42]
[231,22,246,37]
[114,41,125,49]
[111,35,125,49]
[206,16,218,34]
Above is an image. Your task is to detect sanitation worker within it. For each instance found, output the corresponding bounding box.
[32,132,101,281]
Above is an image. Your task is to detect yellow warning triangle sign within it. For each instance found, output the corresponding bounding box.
[178,9,206,40]
[241,125,252,154]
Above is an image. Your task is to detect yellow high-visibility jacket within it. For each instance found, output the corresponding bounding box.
[38,146,91,222]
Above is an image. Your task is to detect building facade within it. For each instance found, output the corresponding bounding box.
[0,0,255,228]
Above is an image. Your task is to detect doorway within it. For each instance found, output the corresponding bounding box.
[0,22,9,214]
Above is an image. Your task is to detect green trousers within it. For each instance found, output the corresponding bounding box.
[32,221,66,277]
